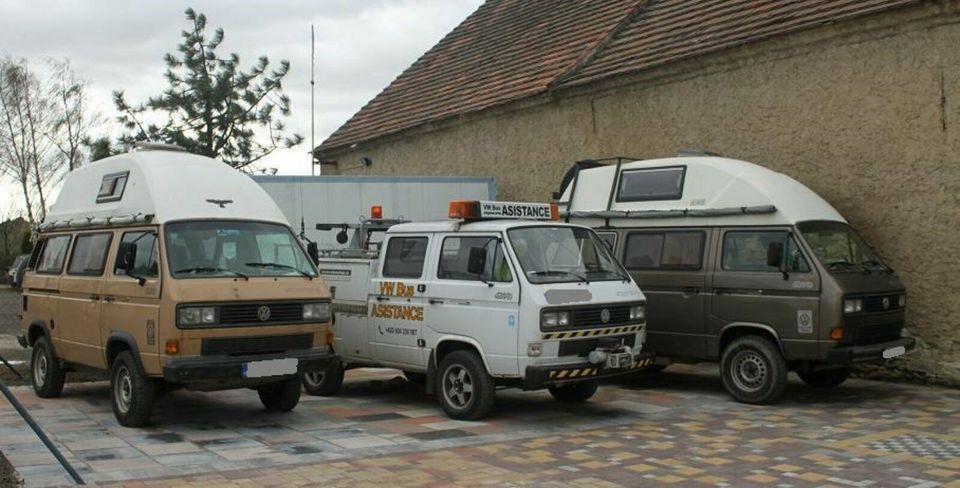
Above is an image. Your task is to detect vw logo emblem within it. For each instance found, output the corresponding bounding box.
[882,297,890,310]
[600,308,611,324]
[257,305,272,322]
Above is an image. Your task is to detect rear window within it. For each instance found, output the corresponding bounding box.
[36,235,71,274]
[623,231,703,270]
[382,237,428,279]
[68,233,112,276]
[617,166,686,202]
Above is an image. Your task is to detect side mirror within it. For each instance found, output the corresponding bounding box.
[117,241,138,272]
[766,242,784,268]
[467,247,487,276]
[306,242,319,264]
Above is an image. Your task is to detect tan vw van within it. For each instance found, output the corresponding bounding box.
[17,144,336,426]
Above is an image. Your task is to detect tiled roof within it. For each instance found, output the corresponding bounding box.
[318,0,920,154]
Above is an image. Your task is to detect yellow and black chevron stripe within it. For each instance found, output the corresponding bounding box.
[546,356,656,379]
[542,325,643,340]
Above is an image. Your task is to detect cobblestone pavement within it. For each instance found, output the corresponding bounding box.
[1,365,958,487]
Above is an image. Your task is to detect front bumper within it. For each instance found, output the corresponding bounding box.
[16,334,27,348]
[163,348,337,383]
[523,352,655,390]
[826,337,916,363]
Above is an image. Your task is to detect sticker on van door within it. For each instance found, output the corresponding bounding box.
[797,310,814,334]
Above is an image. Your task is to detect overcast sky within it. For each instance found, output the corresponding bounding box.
[0,0,482,218]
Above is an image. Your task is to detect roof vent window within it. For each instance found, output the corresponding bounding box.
[97,171,129,203]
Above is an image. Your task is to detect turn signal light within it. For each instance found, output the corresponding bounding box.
[165,340,180,355]
[830,327,844,341]
[550,202,559,221]
[371,205,383,219]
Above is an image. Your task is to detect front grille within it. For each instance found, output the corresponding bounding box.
[571,305,632,328]
[559,334,636,357]
[850,322,903,346]
[219,302,304,325]
[201,334,313,356]
[861,294,903,313]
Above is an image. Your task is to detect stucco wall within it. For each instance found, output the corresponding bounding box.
[321,2,960,382]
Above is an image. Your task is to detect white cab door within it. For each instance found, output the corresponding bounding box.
[369,234,431,367]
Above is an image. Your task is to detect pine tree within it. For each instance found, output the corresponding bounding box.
[114,8,302,170]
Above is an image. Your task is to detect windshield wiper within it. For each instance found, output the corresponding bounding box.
[826,260,856,270]
[175,266,249,280]
[529,269,590,284]
[861,260,892,273]
[245,262,314,280]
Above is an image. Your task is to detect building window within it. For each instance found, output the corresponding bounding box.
[624,231,704,270]
[617,166,686,202]
[382,237,428,279]
[97,171,129,203]
[68,233,112,276]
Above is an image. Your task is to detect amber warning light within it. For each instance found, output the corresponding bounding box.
[449,200,558,221]
[371,205,383,219]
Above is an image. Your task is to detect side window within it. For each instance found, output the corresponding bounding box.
[438,237,513,283]
[382,237,428,279]
[36,235,71,274]
[115,232,159,278]
[786,236,812,273]
[722,231,785,272]
[624,231,703,270]
[68,233,113,276]
[97,171,129,203]
[617,166,686,202]
[596,232,617,253]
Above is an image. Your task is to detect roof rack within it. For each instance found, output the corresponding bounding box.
[132,142,187,153]
[37,213,155,232]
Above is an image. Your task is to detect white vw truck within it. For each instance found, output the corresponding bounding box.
[307,200,653,420]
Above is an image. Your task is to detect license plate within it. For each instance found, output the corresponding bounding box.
[882,346,906,359]
[606,352,633,369]
[242,358,298,378]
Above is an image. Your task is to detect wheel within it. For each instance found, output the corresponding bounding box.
[720,336,787,405]
[404,371,427,385]
[258,376,302,412]
[548,381,598,403]
[110,351,156,427]
[302,363,344,396]
[436,350,495,420]
[797,368,850,388]
[31,335,65,398]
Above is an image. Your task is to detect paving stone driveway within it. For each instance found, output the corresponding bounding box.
[1,365,958,487]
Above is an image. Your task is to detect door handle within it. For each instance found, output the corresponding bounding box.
[456,301,471,306]
[103,296,115,303]
[428,299,444,305]
[682,287,700,295]
[375,296,389,302]
[90,295,100,301]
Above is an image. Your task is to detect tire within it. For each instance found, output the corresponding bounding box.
[436,350,495,420]
[258,376,302,412]
[302,363,344,396]
[31,335,65,398]
[720,336,787,405]
[404,371,427,385]
[548,381,598,403]
[797,368,850,388]
[110,351,156,427]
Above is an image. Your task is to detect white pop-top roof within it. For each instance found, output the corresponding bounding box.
[560,156,845,227]
[43,148,289,230]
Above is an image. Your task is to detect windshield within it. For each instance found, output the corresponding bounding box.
[797,221,887,272]
[164,221,317,279]
[507,226,628,284]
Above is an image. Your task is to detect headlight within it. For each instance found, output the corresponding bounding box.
[303,302,331,322]
[542,310,570,328]
[178,306,216,326]
[843,299,863,314]
[630,305,646,321]
[898,294,906,309]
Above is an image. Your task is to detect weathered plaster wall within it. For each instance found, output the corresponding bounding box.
[323,2,960,382]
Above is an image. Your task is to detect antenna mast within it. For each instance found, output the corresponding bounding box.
[310,24,316,176]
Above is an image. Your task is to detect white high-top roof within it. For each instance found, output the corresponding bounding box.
[560,157,845,227]
[43,148,289,229]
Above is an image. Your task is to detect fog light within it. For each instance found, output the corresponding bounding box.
[527,342,542,357]
[165,340,180,355]
[830,327,844,341]
[588,350,608,365]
